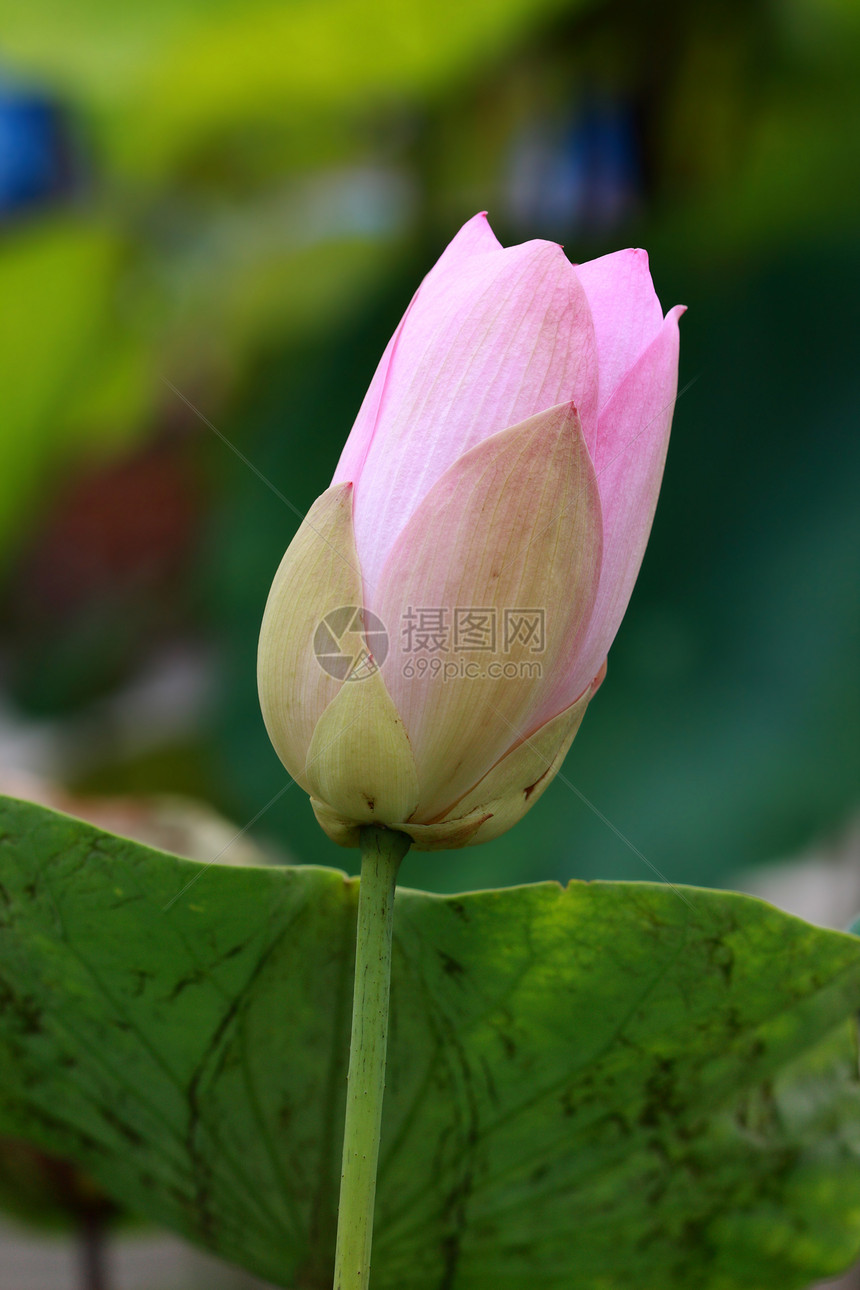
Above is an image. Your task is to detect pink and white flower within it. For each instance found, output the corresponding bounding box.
[259,213,684,849]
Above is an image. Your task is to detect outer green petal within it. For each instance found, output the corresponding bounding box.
[309,797,362,847]
[306,669,420,828]
[405,683,593,850]
[257,483,363,791]
[310,682,597,851]
[447,684,588,812]
[457,692,590,846]
[310,800,490,851]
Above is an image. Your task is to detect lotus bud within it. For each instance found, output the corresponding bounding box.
[258,213,683,849]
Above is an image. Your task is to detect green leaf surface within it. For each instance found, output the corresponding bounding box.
[1,794,860,1288]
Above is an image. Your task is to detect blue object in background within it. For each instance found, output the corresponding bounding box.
[0,79,74,217]
[567,93,642,230]
[507,91,642,237]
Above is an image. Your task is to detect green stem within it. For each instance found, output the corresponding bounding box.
[333,825,411,1290]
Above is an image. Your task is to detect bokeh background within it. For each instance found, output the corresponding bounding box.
[1,0,857,895]
[0,0,859,1280]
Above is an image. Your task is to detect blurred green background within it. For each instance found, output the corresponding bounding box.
[0,0,858,899]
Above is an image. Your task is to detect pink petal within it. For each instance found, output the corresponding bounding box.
[373,401,602,821]
[336,220,598,596]
[331,296,417,494]
[331,215,502,493]
[425,210,502,270]
[576,248,664,415]
[539,304,684,719]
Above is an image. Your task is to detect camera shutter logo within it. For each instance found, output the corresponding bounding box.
[313,606,388,681]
